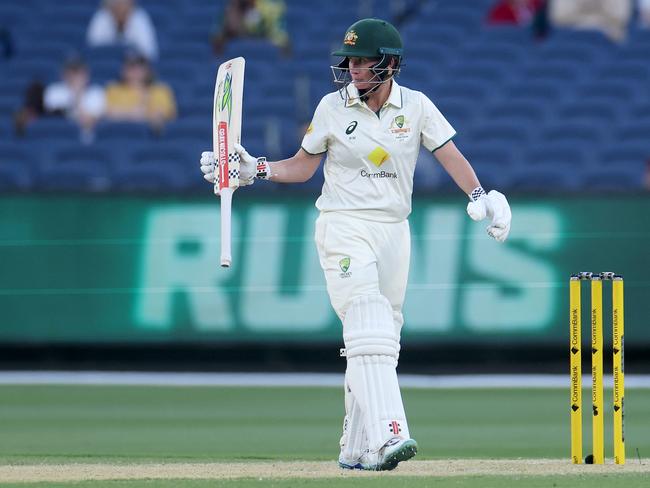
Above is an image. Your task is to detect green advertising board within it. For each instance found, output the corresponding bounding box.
[0,195,648,345]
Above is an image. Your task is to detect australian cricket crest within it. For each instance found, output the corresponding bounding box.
[339,256,351,278]
[343,30,358,46]
[389,114,411,141]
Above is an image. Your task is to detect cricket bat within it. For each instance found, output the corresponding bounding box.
[213,57,245,267]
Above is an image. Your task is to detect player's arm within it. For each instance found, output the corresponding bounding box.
[432,140,481,195]
[199,145,322,186]
[237,145,323,183]
[434,140,512,243]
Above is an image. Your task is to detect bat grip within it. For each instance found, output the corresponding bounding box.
[220,187,234,267]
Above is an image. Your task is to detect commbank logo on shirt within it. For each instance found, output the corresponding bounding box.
[367,146,389,167]
[360,169,398,179]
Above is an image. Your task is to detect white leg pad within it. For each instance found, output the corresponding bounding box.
[343,294,410,452]
[339,376,367,462]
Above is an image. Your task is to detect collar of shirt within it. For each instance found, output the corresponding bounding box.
[344,80,402,110]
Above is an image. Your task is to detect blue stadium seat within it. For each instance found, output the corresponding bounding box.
[469,122,532,146]
[164,118,209,141]
[522,61,583,84]
[617,123,650,144]
[525,143,589,170]
[542,121,605,146]
[0,143,32,191]
[558,102,620,124]
[458,142,519,189]
[448,64,507,84]
[39,144,112,191]
[631,104,650,122]
[478,26,532,45]
[0,94,19,115]
[83,45,129,66]
[223,39,283,63]
[162,41,211,63]
[436,99,476,127]
[95,123,152,142]
[597,62,649,84]
[113,143,192,191]
[575,81,637,104]
[24,118,80,141]
[511,167,581,190]
[459,43,524,66]
[583,168,644,190]
[483,101,548,124]
[26,24,85,45]
[5,59,59,82]
[15,41,71,64]
[599,143,649,168]
[503,81,565,103]
[434,81,490,104]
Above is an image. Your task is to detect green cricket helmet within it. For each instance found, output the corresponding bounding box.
[332,18,403,59]
[330,18,403,97]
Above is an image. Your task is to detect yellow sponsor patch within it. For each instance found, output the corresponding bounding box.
[368,147,390,167]
[306,123,313,135]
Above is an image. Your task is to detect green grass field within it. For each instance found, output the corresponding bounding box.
[1,385,649,487]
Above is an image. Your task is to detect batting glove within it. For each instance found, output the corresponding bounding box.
[234,143,271,182]
[466,187,512,243]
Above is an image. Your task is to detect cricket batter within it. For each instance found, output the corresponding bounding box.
[200,18,512,470]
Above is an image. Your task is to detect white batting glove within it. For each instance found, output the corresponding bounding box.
[466,187,512,243]
[200,151,219,184]
[199,145,271,188]
[234,143,271,182]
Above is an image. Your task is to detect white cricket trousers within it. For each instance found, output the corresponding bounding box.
[314,211,411,326]
[315,211,413,453]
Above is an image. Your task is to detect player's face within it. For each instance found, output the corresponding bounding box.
[348,57,379,89]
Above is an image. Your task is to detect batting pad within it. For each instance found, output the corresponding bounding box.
[339,378,367,463]
[343,294,410,452]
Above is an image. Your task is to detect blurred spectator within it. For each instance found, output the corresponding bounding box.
[487,0,544,25]
[44,56,106,144]
[212,0,290,56]
[87,0,158,60]
[104,53,176,132]
[549,0,632,42]
[13,82,45,136]
[0,26,14,59]
[640,0,650,27]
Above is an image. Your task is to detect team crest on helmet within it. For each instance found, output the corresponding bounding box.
[343,30,358,46]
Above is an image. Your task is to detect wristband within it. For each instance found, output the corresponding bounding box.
[255,157,271,180]
[469,186,486,202]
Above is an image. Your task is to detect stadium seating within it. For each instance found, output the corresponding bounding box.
[0,0,648,192]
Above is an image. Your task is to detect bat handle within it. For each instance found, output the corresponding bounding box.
[220,187,234,267]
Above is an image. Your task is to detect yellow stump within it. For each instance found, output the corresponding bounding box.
[569,276,582,464]
[591,276,604,464]
[613,277,625,464]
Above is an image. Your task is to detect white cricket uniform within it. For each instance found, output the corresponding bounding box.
[302,80,455,457]
[302,81,455,321]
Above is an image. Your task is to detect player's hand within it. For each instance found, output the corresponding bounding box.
[200,151,218,183]
[466,189,511,243]
[198,150,255,188]
[235,143,271,182]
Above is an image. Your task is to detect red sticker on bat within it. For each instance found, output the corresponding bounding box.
[218,121,229,190]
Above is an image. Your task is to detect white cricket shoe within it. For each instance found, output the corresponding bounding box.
[338,437,418,471]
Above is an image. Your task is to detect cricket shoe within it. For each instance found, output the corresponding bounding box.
[338,437,418,471]
[375,437,418,471]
